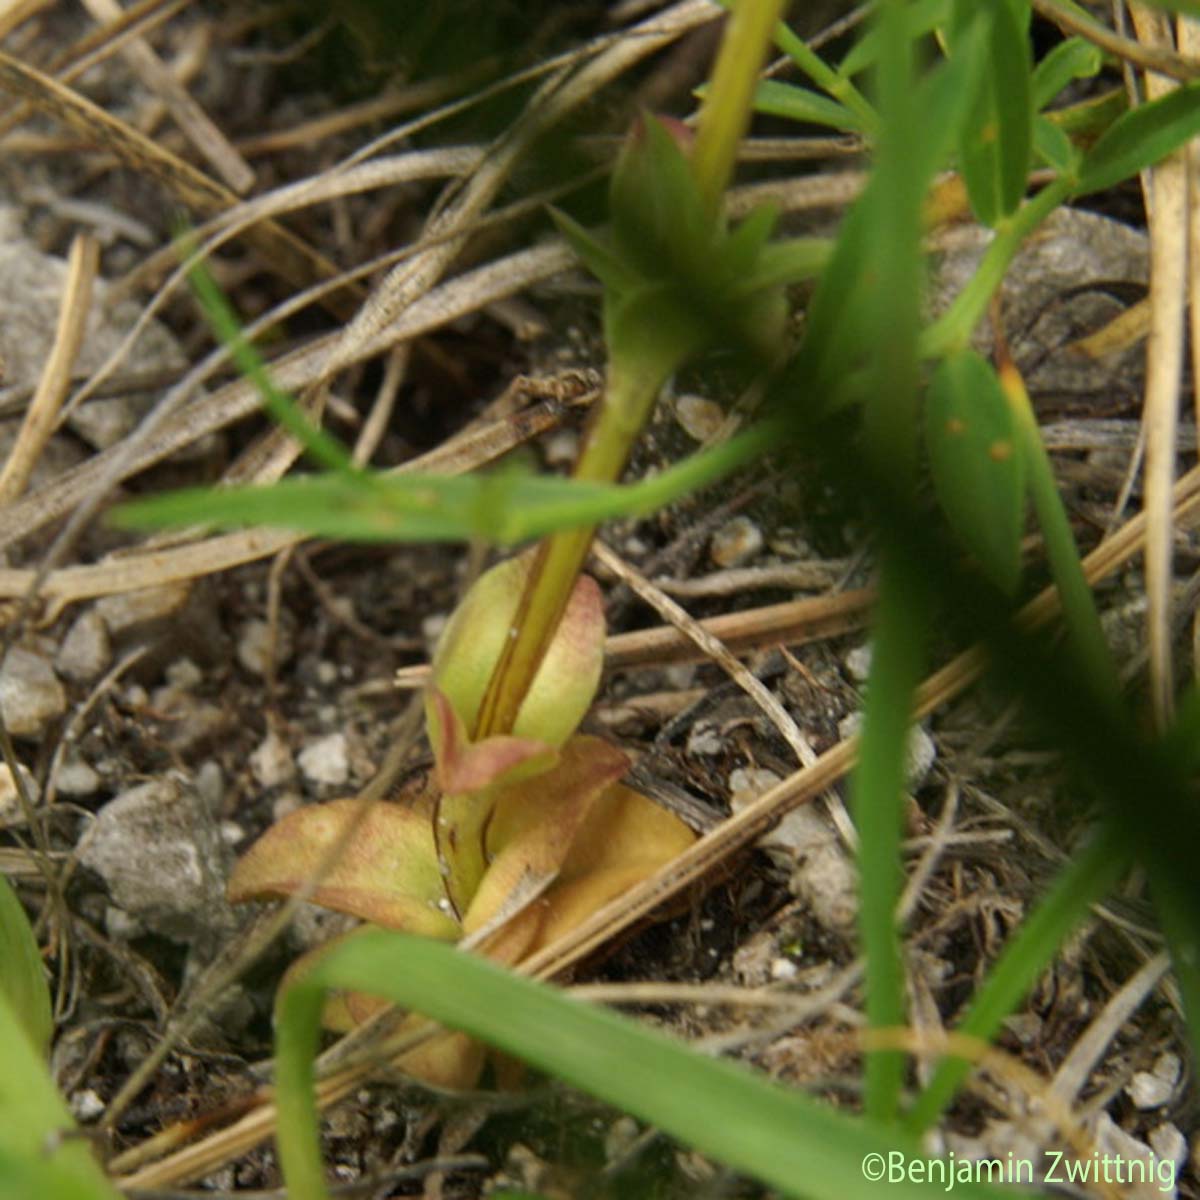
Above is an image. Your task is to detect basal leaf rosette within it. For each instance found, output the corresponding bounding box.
[228,552,697,1090]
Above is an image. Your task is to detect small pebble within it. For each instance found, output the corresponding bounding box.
[164,658,203,690]
[1127,1051,1181,1109]
[55,760,100,799]
[95,582,189,635]
[0,647,66,737]
[70,1089,105,1122]
[1148,1123,1187,1170]
[770,957,798,981]
[315,660,338,687]
[844,642,873,684]
[237,618,290,677]
[55,609,111,683]
[686,723,723,757]
[272,790,303,822]
[195,761,224,814]
[251,730,295,789]
[298,732,349,787]
[674,393,724,441]
[728,767,782,808]
[542,429,579,467]
[421,613,448,645]
[837,712,937,789]
[710,516,764,568]
[0,762,39,822]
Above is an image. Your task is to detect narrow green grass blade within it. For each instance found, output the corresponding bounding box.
[1074,82,1200,196]
[0,873,51,1055]
[112,425,778,546]
[855,0,927,1124]
[182,245,356,477]
[275,932,1033,1200]
[0,989,121,1200]
[904,823,1131,1134]
[750,80,866,134]
[851,553,925,1124]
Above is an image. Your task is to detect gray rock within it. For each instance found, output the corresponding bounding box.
[930,207,1148,404]
[0,206,191,452]
[78,775,234,949]
[94,582,190,637]
[0,646,66,737]
[56,609,112,683]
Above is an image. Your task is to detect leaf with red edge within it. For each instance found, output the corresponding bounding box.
[227,797,460,937]
[460,735,630,945]
[426,687,554,796]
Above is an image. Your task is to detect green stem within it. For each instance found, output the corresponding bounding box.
[472,358,663,739]
[474,0,784,739]
[774,21,879,137]
[693,0,790,216]
[920,177,1073,360]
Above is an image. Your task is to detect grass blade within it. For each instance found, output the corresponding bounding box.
[275,931,1033,1200]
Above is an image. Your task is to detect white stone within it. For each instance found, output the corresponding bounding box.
[55,760,100,798]
[675,393,724,442]
[164,658,203,690]
[1126,1051,1181,1110]
[70,1089,105,1122]
[779,804,859,933]
[298,732,349,787]
[709,516,764,568]
[1148,1123,1187,1170]
[55,609,111,683]
[685,723,723,757]
[1127,1072,1172,1109]
[0,762,38,822]
[236,618,290,677]
[838,712,937,789]
[0,647,66,737]
[728,767,782,806]
[769,957,798,980]
[250,729,295,789]
[844,642,873,683]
